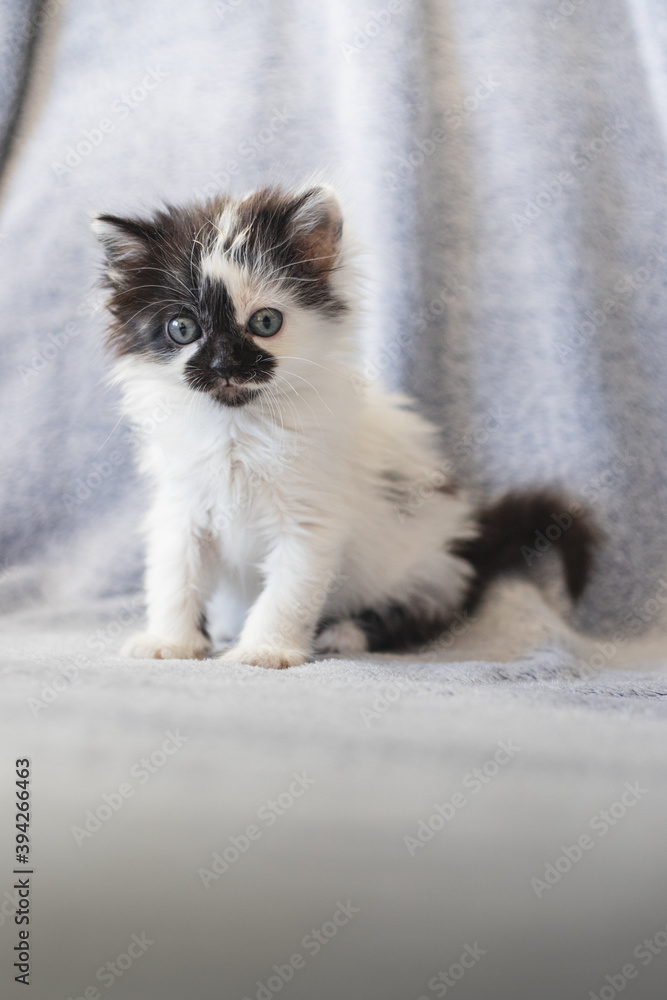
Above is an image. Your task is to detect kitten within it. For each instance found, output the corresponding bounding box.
[93,184,596,668]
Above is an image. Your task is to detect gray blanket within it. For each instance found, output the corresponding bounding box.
[2,1,667,998]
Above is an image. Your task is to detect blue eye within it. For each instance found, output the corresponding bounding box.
[167,316,202,345]
[247,308,283,338]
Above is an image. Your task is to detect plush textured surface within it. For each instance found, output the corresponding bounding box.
[2,1,667,998]
[3,586,667,1000]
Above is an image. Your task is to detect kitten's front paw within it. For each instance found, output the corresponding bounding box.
[220,645,308,669]
[120,632,211,660]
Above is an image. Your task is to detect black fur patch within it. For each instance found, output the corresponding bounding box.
[377,470,458,520]
[350,603,451,653]
[378,469,413,513]
[198,612,211,643]
[95,204,219,359]
[317,488,599,654]
[226,187,348,317]
[451,488,600,613]
[182,277,277,407]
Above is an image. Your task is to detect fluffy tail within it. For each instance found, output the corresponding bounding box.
[450,489,600,613]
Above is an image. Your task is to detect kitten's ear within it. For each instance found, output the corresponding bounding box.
[289,186,343,270]
[91,214,161,279]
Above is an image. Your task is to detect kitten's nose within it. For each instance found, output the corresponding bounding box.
[210,360,237,381]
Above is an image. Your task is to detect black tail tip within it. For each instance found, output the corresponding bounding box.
[453,488,602,609]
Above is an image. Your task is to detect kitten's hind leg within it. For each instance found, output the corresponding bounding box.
[352,601,451,653]
[314,600,451,655]
[314,619,369,656]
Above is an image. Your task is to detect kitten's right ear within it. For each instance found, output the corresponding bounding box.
[92,214,160,279]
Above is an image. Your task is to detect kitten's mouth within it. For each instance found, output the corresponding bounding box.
[184,353,277,408]
[210,375,264,408]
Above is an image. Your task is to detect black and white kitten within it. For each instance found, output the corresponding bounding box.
[93,184,595,667]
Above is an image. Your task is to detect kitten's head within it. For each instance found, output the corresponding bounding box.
[93,185,351,407]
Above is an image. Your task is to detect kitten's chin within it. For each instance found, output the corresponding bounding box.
[208,383,262,408]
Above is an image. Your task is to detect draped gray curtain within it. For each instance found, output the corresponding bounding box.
[2,0,667,631]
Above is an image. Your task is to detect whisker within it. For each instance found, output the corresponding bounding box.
[272,371,325,438]
[278,369,335,417]
[278,356,357,381]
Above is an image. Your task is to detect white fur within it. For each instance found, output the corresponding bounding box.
[114,190,475,667]
[314,620,369,656]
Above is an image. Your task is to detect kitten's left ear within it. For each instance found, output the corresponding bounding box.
[91,213,162,281]
[289,186,343,271]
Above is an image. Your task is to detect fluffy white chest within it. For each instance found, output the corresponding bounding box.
[182,432,290,537]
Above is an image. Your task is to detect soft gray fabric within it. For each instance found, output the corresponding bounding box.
[3,593,667,1000]
[0,0,41,172]
[2,1,667,997]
